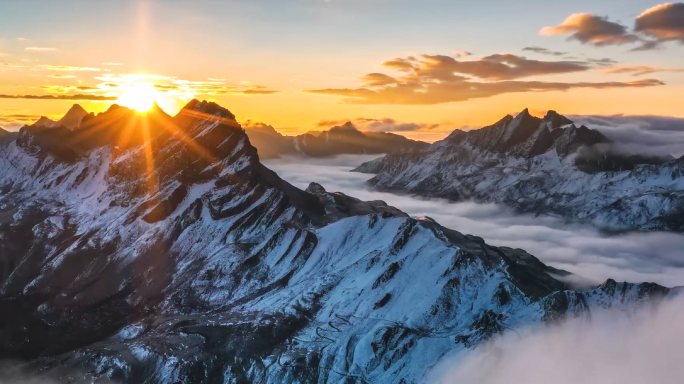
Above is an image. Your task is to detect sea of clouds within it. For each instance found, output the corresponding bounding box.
[427,297,684,384]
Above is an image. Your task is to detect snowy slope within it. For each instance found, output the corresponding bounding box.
[0,101,679,383]
[354,109,684,232]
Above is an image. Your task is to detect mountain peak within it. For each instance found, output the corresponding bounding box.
[32,116,57,128]
[516,108,531,118]
[66,104,87,114]
[543,110,574,129]
[329,121,362,135]
[180,99,236,121]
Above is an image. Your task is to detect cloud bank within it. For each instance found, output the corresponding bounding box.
[428,296,684,384]
[572,114,684,157]
[307,53,663,105]
[265,155,684,287]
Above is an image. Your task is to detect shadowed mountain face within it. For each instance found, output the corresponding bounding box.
[245,121,428,159]
[0,127,15,142]
[0,101,678,383]
[355,109,684,232]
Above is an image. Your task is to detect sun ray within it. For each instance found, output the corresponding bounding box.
[117,83,158,113]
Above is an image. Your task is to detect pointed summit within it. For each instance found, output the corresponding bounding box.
[543,110,574,129]
[57,104,89,129]
[515,108,531,118]
[30,104,90,130]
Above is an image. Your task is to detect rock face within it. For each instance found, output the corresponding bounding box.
[245,121,428,159]
[0,101,679,383]
[354,109,684,232]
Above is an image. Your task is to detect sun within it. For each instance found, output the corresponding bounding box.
[117,83,158,113]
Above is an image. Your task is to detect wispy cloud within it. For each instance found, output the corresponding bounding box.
[522,46,568,56]
[48,74,77,79]
[0,112,44,130]
[602,65,684,76]
[0,94,116,101]
[38,65,102,72]
[25,47,58,52]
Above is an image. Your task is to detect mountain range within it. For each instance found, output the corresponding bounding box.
[28,104,427,160]
[30,104,92,130]
[0,100,679,383]
[244,121,428,159]
[355,109,684,233]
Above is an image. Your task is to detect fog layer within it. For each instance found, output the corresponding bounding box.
[428,297,684,384]
[264,155,684,287]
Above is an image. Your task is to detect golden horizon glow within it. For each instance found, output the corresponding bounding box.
[116,83,159,113]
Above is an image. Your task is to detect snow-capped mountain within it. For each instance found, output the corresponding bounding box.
[30,104,91,130]
[245,121,428,159]
[0,101,678,383]
[354,109,684,232]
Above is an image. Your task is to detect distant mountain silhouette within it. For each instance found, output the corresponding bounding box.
[245,121,428,159]
[0,127,17,144]
[31,104,91,130]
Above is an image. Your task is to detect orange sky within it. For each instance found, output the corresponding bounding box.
[1,0,683,142]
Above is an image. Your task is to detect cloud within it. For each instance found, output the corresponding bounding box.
[102,62,122,66]
[265,155,684,287]
[0,94,117,101]
[91,74,279,97]
[48,74,77,79]
[240,88,279,95]
[0,113,44,130]
[38,65,102,72]
[602,65,684,76]
[541,13,640,46]
[453,51,473,58]
[635,3,684,44]
[307,52,665,105]
[586,57,619,66]
[381,57,416,72]
[522,46,568,56]
[25,47,57,52]
[385,54,591,81]
[360,73,398,87]
[571,114,684,157]
[429,297,684,384]
[316,118,440,132]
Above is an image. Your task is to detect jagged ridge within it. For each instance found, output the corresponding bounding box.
[354,109,684,232]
